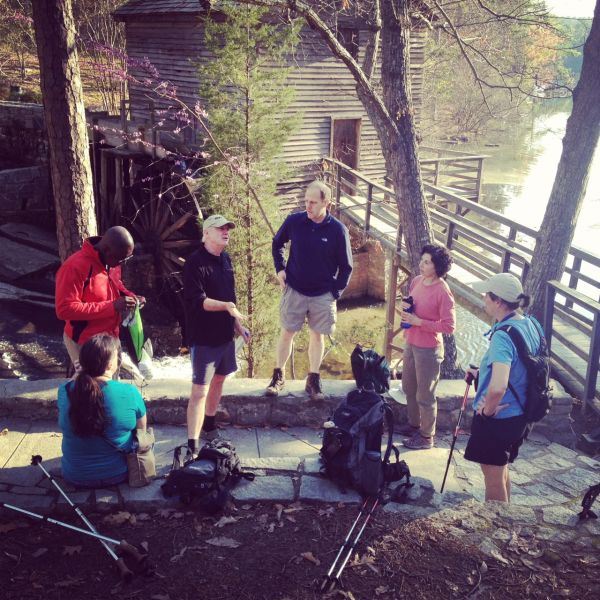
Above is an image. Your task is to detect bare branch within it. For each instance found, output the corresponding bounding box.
[361,0,381,81]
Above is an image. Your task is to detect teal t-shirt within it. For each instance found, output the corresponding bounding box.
[473,316,542,419]
[58,380,146,484]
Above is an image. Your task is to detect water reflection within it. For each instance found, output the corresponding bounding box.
[459,99,600,252]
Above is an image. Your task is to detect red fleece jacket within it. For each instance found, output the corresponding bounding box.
[55,238,134,345]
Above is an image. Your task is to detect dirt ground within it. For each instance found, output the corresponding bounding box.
[1,502,599,600]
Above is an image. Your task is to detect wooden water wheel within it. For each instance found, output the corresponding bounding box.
[127,160,203,292]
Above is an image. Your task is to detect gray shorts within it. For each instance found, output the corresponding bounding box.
[280,286,337,335]
[191,341,237,385]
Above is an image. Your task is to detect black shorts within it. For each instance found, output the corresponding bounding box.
[190,341,237,385]
[464,413,529,467]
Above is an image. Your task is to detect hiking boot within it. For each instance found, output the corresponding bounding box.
[266,368,285,396]
[403,434,434,450]
[201,428,221,443]
[395,423,419,437]
[305,372,324,401]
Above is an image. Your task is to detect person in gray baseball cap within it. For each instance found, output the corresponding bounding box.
[183,214,250,456]
[463,272,543,502]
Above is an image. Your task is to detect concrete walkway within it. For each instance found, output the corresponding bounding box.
[2,420,600,563]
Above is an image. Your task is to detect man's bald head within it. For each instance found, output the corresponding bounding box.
[96,226,134,267]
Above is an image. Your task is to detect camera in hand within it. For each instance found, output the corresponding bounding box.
[401,296,414,329]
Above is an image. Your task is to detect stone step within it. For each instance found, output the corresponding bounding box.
[0,377,574,440]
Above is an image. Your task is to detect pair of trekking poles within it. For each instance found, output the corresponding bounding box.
[0,455,151,581]
[320,369,475,593]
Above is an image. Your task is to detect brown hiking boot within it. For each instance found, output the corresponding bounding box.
[266,368,285,396]
[305,372,324,401]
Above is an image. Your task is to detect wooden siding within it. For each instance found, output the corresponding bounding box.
[121,13,426,207]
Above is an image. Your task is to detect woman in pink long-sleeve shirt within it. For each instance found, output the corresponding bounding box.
[399,244,456,450]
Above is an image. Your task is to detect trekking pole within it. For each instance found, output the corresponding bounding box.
[0,500,144,580]
[440,368,475,494]
[319,497,369,592]
[328,495,380,592]
[30,455,141,579]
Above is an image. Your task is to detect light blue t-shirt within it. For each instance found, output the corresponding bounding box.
[473,316,542,419]
[58,380,146,484]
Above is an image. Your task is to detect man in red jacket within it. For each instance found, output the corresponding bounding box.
[55,226,145,371]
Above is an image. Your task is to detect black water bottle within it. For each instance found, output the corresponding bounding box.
[401,296,414,329]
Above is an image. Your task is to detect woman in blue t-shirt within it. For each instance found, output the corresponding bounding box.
[464,273,541,502]
[58,334,147,487]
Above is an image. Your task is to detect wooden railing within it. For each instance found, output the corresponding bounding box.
[323,157,600,406]
[419,146,488,204]
[544,280,600,409]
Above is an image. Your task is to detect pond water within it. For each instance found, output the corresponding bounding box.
[460,99,600,253]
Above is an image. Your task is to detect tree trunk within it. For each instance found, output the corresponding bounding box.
[374,0,434,276]
[31,0,97,261]
[526,0,600,321]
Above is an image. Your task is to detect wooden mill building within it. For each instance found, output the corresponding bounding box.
[112,0,427,202]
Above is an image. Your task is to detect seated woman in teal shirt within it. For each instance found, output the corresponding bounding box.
[58,333,147,487]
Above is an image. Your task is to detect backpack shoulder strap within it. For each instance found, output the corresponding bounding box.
[382,401,395,464]
[497,324,529,409]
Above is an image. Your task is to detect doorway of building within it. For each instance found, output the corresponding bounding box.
[330,117,361,194]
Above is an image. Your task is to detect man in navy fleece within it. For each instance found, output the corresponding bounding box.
[266,180,353,400]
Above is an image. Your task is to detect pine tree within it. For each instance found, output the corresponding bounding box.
[199,4,301,377]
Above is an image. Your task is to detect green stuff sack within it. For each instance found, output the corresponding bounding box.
[128,305,144,362]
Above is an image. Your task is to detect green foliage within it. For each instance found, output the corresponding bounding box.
[198,4,302,376]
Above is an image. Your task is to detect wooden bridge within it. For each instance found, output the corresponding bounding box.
[322,158,600,414]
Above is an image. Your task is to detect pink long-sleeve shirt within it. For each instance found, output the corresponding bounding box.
[405,275,456,348]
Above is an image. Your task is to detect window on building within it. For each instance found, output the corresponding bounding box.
[336,28,359,61]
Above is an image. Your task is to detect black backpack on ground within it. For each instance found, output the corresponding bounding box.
[320,346,412,498]
[496,316,552,424]
[161,440,255,513]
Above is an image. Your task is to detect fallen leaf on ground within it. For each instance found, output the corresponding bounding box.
[136,513,151,521]
[0,521,27,534]
[206,536,241,548]
[103,511,132,526]
[170,545,203,562]
[375,586,389,596]
[32,548,48,558]
[62,545,82,556]
[267,522,276,533]
[140,541,149,552]
[275,504,284,522]
[286,516,297,523]
[318,507,335,518]
[214,516,238,528]
[55,576,84,588]
[300,551,320,566]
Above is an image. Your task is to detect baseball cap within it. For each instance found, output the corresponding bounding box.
[202,214,235,232]
[471,273,523,303]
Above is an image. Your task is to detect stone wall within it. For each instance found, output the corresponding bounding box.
[0,376,576,445]
[0,165,51,211]
[0,102,48,165]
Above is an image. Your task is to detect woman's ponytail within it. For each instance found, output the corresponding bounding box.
[67,334,120,437]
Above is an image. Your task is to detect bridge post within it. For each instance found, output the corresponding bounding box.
[364,183,373,233]
[566,256,582,309]
[584,313,600,409]
[543,282,556,352]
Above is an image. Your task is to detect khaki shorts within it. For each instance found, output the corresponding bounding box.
[280,286,337,335]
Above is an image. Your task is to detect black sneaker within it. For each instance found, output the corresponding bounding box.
[305,372,324,401]
[266,368,284,396]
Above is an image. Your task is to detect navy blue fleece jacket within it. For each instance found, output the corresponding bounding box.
[272,211,353,298]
